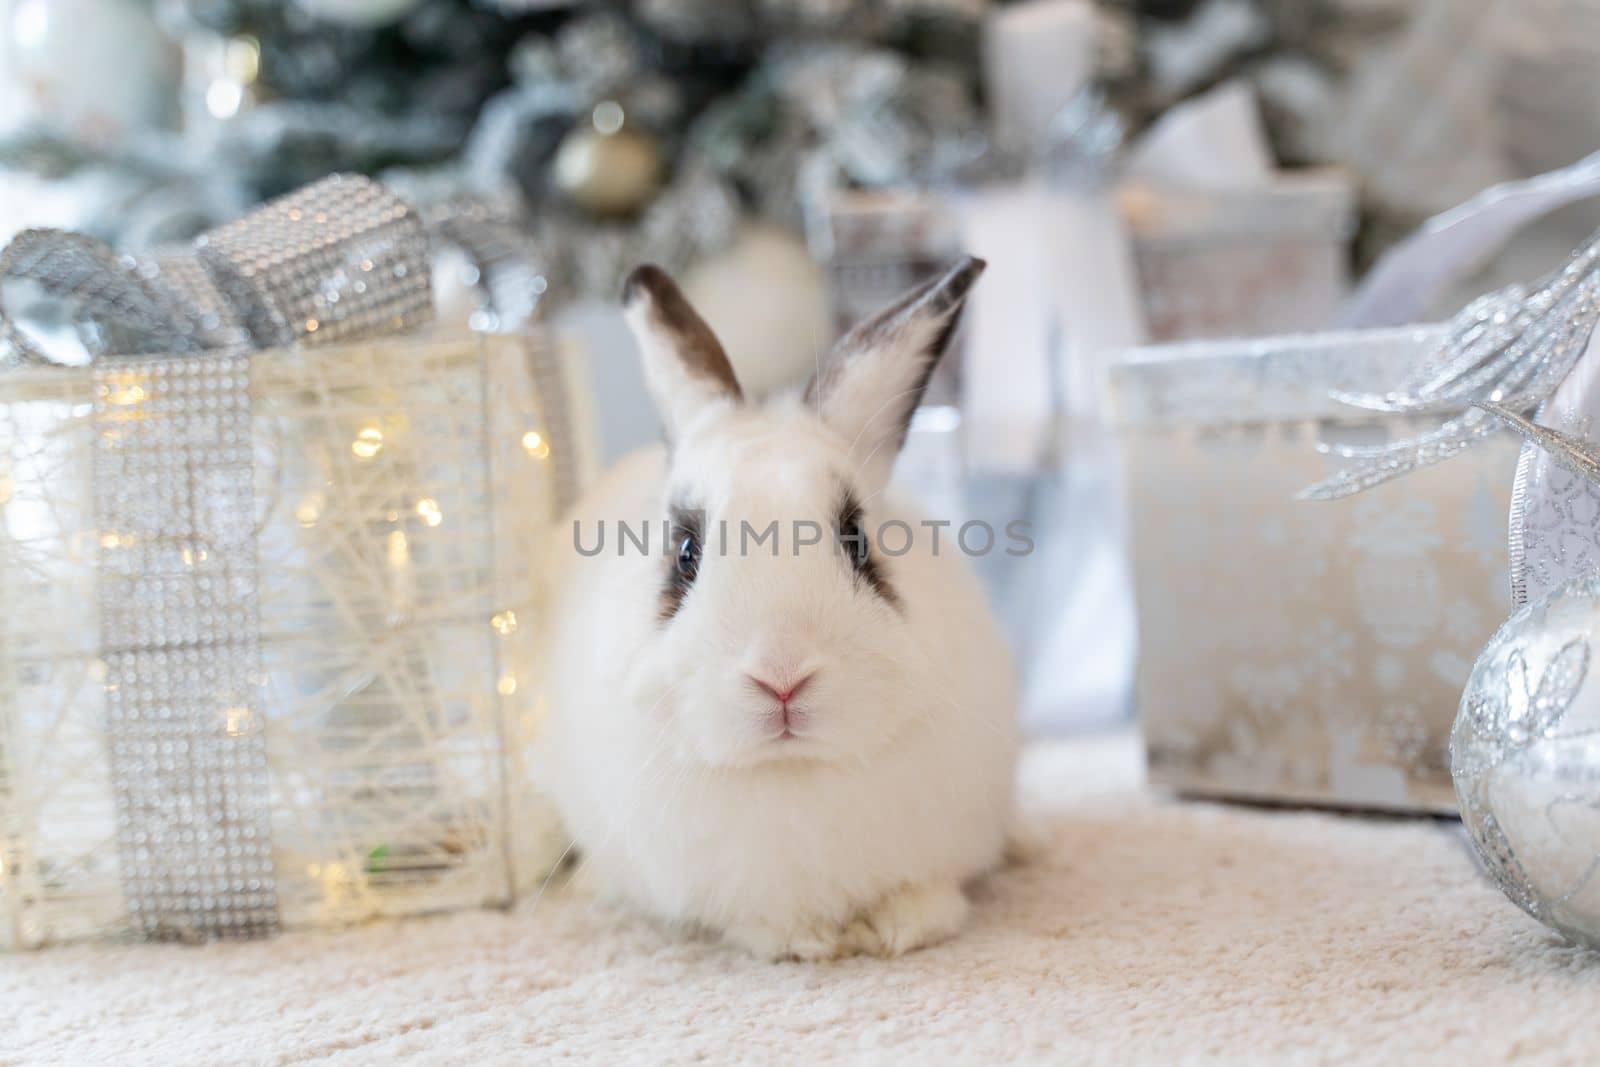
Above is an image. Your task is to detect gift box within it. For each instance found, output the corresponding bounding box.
[1119,169,1356,343]
[0,330,592,949]
[1111,326,1517,813]
[0,177,597,948]
[814,170,1354,364]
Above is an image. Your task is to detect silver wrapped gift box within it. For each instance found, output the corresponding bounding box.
[813,170,1356,358]
[1119,169,1356,343]
[1111,326,1518,813]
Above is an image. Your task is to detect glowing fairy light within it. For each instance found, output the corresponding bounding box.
[205,80,244,119]
[224,706,254,736]
[386,529,409,569]
[295,495,323,528]
[491,610,518,635]
[497,674,518,696]
[352,426,384,459]
[415,498,443,527]
[521,430,550,459]
[225,35,260,83]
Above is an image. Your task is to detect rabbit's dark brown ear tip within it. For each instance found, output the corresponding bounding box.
[621,264,672,309]
[912,256,986,318]
[939,256,987,302]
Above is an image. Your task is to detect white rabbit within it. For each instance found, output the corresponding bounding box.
[533,258,1019,960]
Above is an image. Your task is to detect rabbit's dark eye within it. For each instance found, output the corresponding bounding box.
[660,504,706,622]
[835,491,899,610]
[676,533,701,581]
[839,517,868,569]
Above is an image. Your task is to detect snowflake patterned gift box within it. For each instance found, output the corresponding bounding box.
[1110,326,1518,814]
[0,176,598,948]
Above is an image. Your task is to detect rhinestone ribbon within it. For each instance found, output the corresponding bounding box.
[1300,228,1600,501]
[0,174,435,940]
[95,354,278,941]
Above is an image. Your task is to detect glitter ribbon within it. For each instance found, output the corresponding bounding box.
[1299,228,1600,501]
[0,175,435,940]
[0,174,433,368]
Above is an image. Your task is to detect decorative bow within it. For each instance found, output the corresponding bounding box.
[1300,228,1600,500]
[0,173,435,370]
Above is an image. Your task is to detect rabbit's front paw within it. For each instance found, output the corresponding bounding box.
[724,917,855,962]
[846,882,969,958]
[1003,816,1047,867]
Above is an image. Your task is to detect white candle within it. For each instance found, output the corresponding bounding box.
[983,0,1099,155]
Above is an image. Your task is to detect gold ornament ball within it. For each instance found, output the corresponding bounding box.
[552,115,662,217]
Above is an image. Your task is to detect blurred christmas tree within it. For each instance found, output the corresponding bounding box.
[1,0,1012,307]
[13,0,1569,310]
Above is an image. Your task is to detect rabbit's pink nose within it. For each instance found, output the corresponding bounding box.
[749,671,815,707]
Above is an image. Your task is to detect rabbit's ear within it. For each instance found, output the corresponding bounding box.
[623,264,743,439]
[806,257,984,491]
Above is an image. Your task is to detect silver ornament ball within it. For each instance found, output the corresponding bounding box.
[1453,576,1600,947]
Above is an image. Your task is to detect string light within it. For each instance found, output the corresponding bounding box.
[318,863,351,897]
[415,498,443,527]
[491,610,518,635]
[206,80,244,120]
[497,674,518,696]
[521,430,550,459]
[106,382,146,406]
[225,35,260,83]
[223,706,254,736]
[386,529,409,570]
[352,427,384,459]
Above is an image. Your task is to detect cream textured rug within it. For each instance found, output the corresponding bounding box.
[6,732,1600,1066]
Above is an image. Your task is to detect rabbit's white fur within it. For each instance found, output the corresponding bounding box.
[534,261,1018,960]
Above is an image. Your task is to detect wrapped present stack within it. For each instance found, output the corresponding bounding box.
[0,175,597,948]
[1116,151,1600,814]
